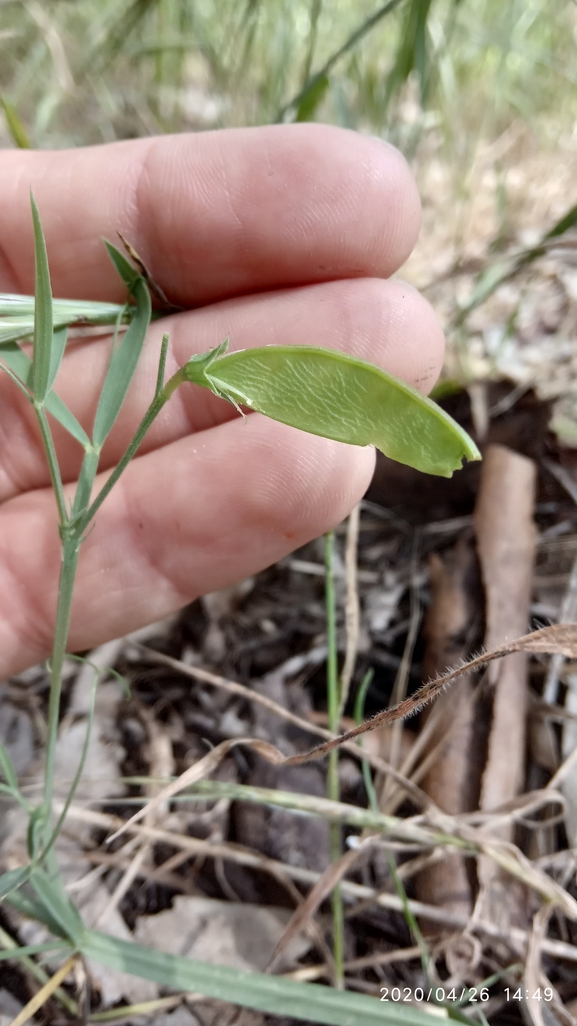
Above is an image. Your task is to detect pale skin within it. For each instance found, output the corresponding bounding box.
[0,123,444,677]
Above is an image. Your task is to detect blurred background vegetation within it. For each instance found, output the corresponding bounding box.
[1,0,576,150]
[1,0,577,384]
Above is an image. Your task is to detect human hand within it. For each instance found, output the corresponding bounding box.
[0,124,444,676]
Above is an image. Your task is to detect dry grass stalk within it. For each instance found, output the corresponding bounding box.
[474,443,537,934]
[139,645,432,808]
[475,444,537,808]
[415,537,479,923]
[54,801,577,963]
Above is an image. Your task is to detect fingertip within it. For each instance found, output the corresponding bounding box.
[377,278,445,394]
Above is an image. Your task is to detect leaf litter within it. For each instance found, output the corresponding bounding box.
[5,428,577,1024]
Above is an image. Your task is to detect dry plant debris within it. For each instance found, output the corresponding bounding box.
[4,399,577,1024]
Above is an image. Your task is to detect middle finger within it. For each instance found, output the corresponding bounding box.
[0,276,444,501]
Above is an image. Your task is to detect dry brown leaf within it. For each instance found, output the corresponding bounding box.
[266,837,377,973]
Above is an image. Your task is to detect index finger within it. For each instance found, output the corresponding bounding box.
[0,124,420,306]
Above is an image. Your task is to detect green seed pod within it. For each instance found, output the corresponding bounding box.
[183,340,480,477]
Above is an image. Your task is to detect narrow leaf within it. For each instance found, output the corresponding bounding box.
[92,269,151,448]
[47,326,68,393]
[295,74,330,121]
[30,868,84,944]
[183,344,481,477]
[104,240,142,292]
[0,742,18,790]
[0,96,30,148]
[82,929,439,1026]
[45,390,91,447]
[0,343,90,446]
[0,866,31,902]
[0,292,133,325]
[30,195,54,404]
[1,888,67,933]
[0,942,68,962]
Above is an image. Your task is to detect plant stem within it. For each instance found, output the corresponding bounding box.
[41,535,80,845]
[34,405,67,526]
[324,530,344,989]
[41,352,184,836]
[83,382,170,528]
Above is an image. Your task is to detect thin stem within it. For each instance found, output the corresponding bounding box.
[354,667,379,812]
[325,530,344,989]
[41,665,99,863]
[41,537,80,844]
[82,364,186,530]
[34,405,67,526]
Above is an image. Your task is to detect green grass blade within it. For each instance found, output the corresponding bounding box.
[45,390,91,448]
[92,247,152,448]
[383,0,434,113]
[0,866,31,902]
[275,0,404,122]
[47,326,68,393]
[0,341,35,388]
[543,200,577,240]
[30,868,84,944]
[295,73,329,121]
[4,888,77,947]
[0,321,36,345]
[71,448,100,517]
[0,292,134,326]
[81,929,441,1026]
[0,96,31,148]
[0,742,18,790]
[0,343,90,447]
[30,195,54,405]
[104,240,142,292]
[0,941,69,962]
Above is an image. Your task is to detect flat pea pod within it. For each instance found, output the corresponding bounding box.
[182,340,481,477]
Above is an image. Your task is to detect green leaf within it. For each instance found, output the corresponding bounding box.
[0,292,134,326]
[0,743,18,790]
[45,390,91,447]
[183,343,481,477]
[92,251,152,449]
[47,326,68,393]
[104,240,141,291]
[30,868,84,944]
[295,74,330,121]
[30,195,54,404]
[0,866,31,902]
[0,96,31,148]
[81,930,440,1026]
[27,806,48,861]
[0,342,90,446]
[0,941,69,962]
[3,887,70,937]
[543,200,577,241]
